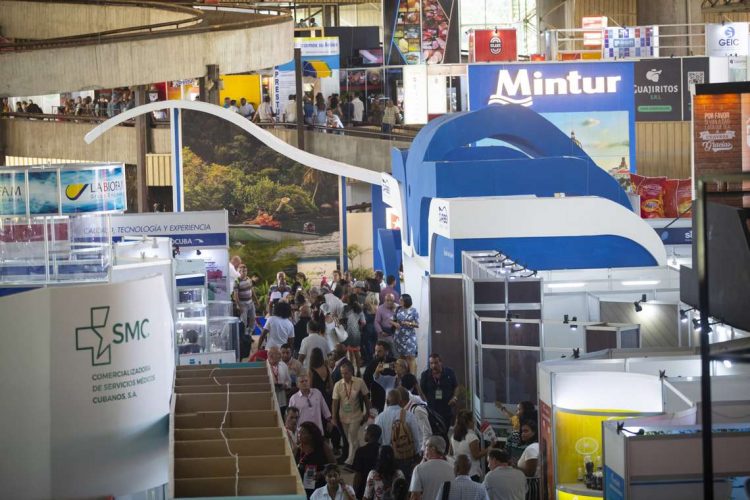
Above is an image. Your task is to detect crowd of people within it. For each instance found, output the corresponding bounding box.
[2,90,136,118]
[221,91,403,134]
[229,257,541,500]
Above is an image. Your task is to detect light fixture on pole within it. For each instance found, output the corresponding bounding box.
[634,294,647,313]
[680,307,695,323]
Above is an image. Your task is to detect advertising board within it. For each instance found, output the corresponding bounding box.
[468,62,636,173]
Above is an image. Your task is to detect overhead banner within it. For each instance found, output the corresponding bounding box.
[706,23,749,58]
[0,171,27,216]
[384,0,458,65]
[602,26,659,59]
[275,37,341,114]
[0,276,173,498]
[468,29,517,63]
[634,58,682,121]
[0,164,126,217]
[468,62,636,173]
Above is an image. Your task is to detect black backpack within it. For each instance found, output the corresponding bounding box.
[411,403,448,441]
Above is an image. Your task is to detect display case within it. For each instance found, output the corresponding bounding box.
[175,260,208,364]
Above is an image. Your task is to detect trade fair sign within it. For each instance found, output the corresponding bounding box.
[705,23,749,82]
[692,81,750,208]
[634,58,682,121]
[0,275,173,498]
[0,163,127,217]
[468,61,636,173]
[602,26,659,59]
[275,37,341,115]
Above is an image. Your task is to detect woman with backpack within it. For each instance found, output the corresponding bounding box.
[363,446,404,500]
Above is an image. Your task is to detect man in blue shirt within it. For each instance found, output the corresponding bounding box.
[420,353,458,427]
[303,96,315,126]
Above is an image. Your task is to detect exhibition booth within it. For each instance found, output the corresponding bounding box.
[538,352,750,500]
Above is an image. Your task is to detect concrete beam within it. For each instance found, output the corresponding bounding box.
[2,118,171,164]
[0,1,196,39]
[0,19,293,97]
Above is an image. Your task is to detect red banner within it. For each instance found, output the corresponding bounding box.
[468,29,517,63]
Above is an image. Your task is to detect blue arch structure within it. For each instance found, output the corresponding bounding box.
[391,104,634,259]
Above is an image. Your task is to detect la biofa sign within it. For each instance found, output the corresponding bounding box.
[0,163,127,217]
[468,62,636,173]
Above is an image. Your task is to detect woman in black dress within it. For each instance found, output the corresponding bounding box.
[296,421,335,498]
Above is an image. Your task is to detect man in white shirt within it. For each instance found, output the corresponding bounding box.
[409,435,454,500]
[288,372,332,434]
[281,343,303,384]
[310,464,356,500]
[239,97,255,119]
[285,406,300,455]
[437,455,490,500]
[351,94,364,125]
[268,346,291,411]
[228,255,242,281]
[228,99,240,113]
[284,94,297,123]
[398,382,431,453]
[298,320,331,369]
[483,449,527,500]
[253,96,275,123]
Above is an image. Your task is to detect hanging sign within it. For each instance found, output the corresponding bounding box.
[634,58,682,121]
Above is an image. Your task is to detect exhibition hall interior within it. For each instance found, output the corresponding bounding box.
[3,0,750,499]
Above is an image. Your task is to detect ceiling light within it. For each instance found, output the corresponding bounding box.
[723,360,733,368]
[548,282,586,289]
[622,280,660,286]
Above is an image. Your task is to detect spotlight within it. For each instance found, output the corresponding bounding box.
[634,294,648,313]
[563,314,570,324]
[570,316,578,331]
[196,249,202,256]
[692,317,715,333]
[680,307,695,323]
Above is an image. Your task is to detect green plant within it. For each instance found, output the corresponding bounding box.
[349,267,374,281]
[253,281,271,316]
[231,239,301,285]
[346,244,371,269]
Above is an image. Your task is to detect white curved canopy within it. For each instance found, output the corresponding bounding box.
[84,100,381,185]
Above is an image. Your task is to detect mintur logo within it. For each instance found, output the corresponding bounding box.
[76,306,151,367]
[489,69,622,107]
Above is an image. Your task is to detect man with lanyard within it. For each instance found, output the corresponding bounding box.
[419,353,458,428]
[268,346,291,416]
[233,264,256,333]
[363,340,396,412]
[289,372,332,434]
[285,406,301,455]
[332,362,371,466]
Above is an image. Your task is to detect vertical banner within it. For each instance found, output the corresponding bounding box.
[384,0,421,65]
[682,57,710,121]
[634,58,682,121]
[421,0,459,64]
[0,171,28,216]
[741,94,750,206]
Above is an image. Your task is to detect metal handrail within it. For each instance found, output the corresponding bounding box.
[0,0,290,53]
[255,121,417,141]
[0,111,415,140]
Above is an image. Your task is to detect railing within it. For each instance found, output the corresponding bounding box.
[0,0,290,53]
[543,23,708,60]
[255,121,417,141]
[0,111,417,142]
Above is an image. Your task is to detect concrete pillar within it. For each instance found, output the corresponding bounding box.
[637,0,692,56]
[199,64,221,105]
[134,85,150,213]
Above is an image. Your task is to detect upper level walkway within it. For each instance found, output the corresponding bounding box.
[0,0,293,97]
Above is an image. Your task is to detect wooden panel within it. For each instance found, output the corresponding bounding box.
[635,121,692,179]
[574,0,637,29]
[599,302,679,348]
[703,11,750,24]
[146,153,172,187]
